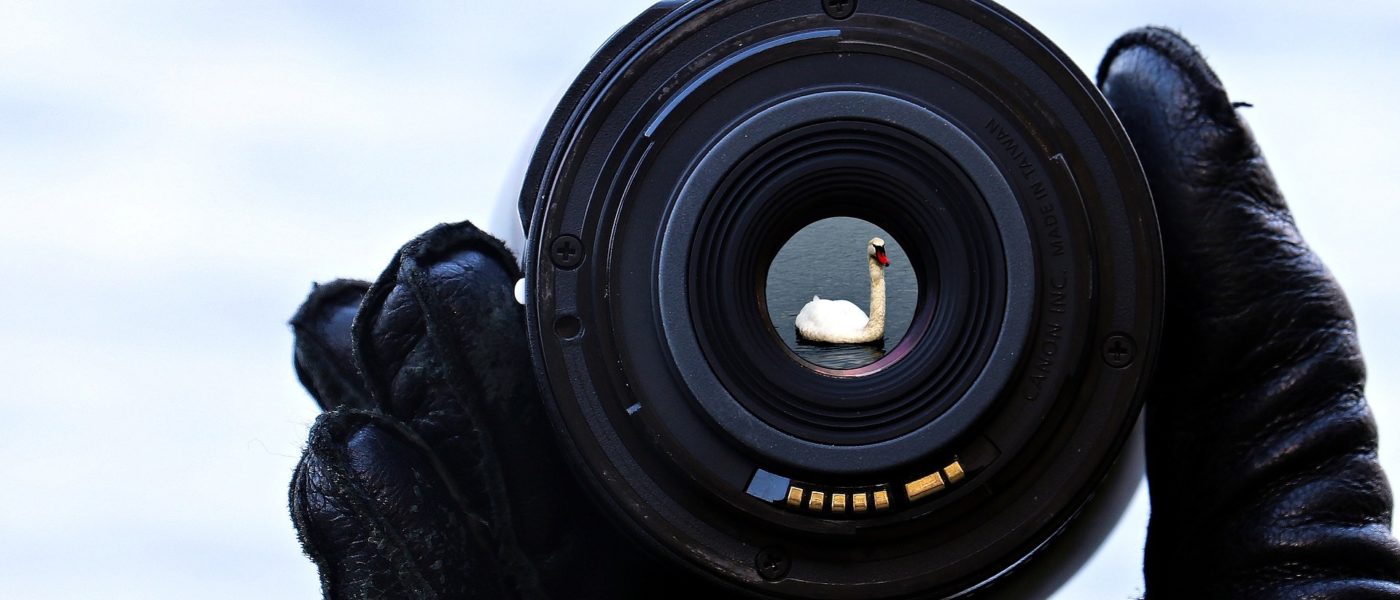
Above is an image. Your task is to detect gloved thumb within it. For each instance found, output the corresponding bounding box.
[1099,27,1400,598]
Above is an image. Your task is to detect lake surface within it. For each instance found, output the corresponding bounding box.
[764,218,917,370]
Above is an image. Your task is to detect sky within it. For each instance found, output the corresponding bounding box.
[1,1,1397,598]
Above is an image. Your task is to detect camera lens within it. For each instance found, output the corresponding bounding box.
[520,1,1162,598]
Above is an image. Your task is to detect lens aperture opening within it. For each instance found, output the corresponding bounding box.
[765,217,918,371]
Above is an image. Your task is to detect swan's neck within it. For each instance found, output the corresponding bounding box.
[862,257,886,340]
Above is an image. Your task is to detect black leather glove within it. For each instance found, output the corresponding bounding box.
[1098,28,1400,597]
[287,28,1400,599]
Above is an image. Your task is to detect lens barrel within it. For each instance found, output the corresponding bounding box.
[519,1,1161,597]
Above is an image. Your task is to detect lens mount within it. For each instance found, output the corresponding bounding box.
[669,91,1033,466]
[520,1,1161,598]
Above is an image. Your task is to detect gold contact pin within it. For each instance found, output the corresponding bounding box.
[809,490,826,511]
[873,489,891,510]
[904,471,947,502]
[786,486,805,508]
[945,460,966,484]
[852,492,869,513]
[831,493,848,513]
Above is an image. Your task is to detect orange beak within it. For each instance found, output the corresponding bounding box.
[875,247,889,267]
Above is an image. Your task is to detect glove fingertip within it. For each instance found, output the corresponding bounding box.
[397,223,529,408]
[398,221,523,282]
[351,220,527,411]
[290,279,372,330]
[1097,27,1254,191]
[1098,26,1234,121]
[291,279,374,411]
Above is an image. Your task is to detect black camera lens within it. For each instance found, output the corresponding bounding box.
[519,1,1161,598]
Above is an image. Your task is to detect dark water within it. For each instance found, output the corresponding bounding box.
[764,218,917,370]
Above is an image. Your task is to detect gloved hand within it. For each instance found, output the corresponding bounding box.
[287,28,1400,599]
[1098,28,1400,597]
[286,225,707,599]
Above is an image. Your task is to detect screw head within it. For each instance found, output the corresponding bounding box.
[755,547,791,581]
[550,235,584,269]
[1102,333,1136,369]
[822,0,856,20]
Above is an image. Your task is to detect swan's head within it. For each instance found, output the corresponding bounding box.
[868,237,889,267]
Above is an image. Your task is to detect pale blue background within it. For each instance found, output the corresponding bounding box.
[2,1,1397,598]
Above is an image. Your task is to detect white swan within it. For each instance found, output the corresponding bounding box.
[795,237,889,344]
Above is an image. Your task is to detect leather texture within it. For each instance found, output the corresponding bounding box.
[287,29,1400,600]
[1100,27,1400,598]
